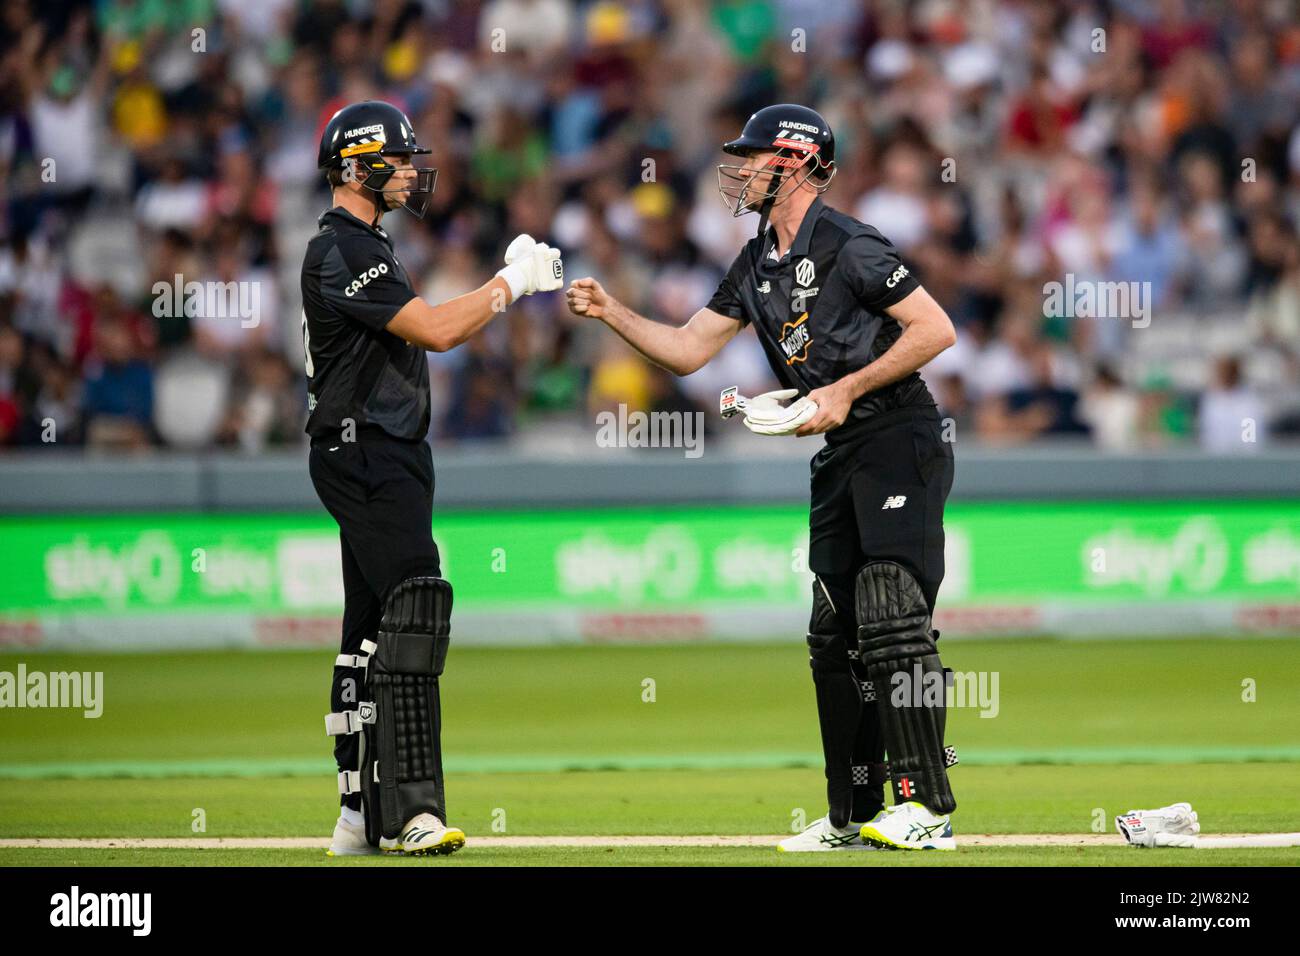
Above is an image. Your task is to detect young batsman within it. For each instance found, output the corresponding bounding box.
[304,100,563,856]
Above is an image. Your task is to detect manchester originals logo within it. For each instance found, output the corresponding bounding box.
[792,284,819,313]
[795,257,815,287]
[779,312,812,364]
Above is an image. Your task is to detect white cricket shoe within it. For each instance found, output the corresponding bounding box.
[777,815,880,852]
[379,812,466,857]
[859,801,956,851]
[327,815,377,857]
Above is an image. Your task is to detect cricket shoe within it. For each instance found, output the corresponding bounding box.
[859,801,956,851]
[379,813,466,857]
[777,815,880,852]
[327,815,377,857]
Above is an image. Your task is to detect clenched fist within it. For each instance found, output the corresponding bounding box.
[566,277,610,320]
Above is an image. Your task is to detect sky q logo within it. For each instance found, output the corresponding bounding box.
[1082,518,1229,595]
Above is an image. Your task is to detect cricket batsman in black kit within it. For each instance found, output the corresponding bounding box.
[568,104,960,851]
[303,101,563,856]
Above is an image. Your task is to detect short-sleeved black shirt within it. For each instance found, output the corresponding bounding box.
[300,206,429,440]
[707,198,935,442]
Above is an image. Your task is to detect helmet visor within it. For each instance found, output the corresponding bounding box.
[716,147,822,217]
[377,165,438,220]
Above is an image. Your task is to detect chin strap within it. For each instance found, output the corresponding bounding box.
[756,192,776,240]
[755,148,807,239]
[352,164,385,227]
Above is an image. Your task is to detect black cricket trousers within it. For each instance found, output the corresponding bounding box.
[808,406,954,615]
[308,426,442,810]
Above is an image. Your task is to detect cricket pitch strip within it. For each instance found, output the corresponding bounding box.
[3,833,1296,850]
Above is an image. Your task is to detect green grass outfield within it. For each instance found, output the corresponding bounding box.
[1,639,1298,866]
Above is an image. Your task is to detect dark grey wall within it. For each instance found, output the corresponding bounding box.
[2,447,1298,512]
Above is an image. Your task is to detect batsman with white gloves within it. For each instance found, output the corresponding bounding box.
[306,100,563,859]
[567,104,960,852]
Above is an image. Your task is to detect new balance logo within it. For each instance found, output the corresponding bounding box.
[882,495,907,509]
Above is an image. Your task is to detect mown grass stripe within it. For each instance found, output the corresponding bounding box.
[1,745,1298,780]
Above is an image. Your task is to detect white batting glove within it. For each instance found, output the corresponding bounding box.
[719,387,818,436]
[503,233,537,265]
[533,244,563,292]
[1116,802,1200,848]
[496,235,564,300]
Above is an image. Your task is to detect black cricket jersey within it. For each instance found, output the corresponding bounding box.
[707,198,936,442]
[300,206,429,440]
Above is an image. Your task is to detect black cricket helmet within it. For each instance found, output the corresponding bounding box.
[318,100,437,219]
[718,103,836,217]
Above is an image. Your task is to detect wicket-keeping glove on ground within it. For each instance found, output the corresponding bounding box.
[720,387,818,436]
[496,234,564,300]
[1116,802,1200,847]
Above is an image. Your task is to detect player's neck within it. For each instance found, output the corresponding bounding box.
[333,188,385,227]
[768,189,816,257]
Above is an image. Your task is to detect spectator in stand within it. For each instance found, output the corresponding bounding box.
[978,342,1089,443]
[82,313,154,449]
[0,323,27,445]
[1199,355,1268,454]
[1079,362,1140,451]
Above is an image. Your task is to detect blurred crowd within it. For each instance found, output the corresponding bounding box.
[2,0,1300,453]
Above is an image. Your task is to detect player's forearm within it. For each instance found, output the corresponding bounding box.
[412,279,510,352]
[599,298,702,376]
[838,318,954,401]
